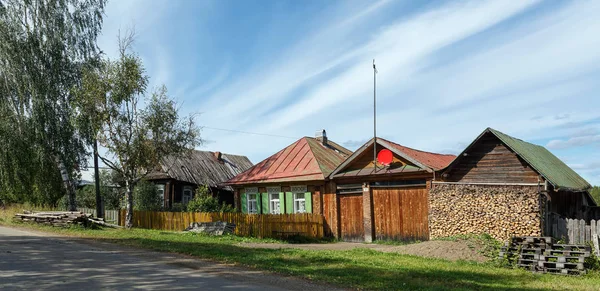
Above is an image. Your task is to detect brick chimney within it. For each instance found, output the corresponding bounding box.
[315,129,327,146]
[214,151,222,161]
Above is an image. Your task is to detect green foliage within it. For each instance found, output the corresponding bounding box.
[186,186,234,213]
[74,33,200,227]
[0,0,106,207]
[590,186,600,205]
[171,203,186,212]
[133,180,162,211]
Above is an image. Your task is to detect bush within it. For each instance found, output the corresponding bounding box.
[186,186,234,213]
[133,180,162,211]
[171,203,185,212]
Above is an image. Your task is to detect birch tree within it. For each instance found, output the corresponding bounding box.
[76,34,200,228]
[0,0,106,207]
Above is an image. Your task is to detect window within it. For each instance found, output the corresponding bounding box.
[182,186,193,204]
[269,193,280,214]
[156,184,165,206]
[247,193,258,214]
[294,193,306,213]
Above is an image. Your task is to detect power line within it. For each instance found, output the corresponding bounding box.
[202,126,298,139]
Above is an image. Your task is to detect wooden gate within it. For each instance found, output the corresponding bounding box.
[372,186,429,241]
[339,193,364,242]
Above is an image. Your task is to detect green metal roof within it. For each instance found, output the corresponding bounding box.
[488,128,591,192]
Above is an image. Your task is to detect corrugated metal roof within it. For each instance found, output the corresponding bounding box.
[379,138,456,171]
[225,137,352,185]
[332,164,424,178]
[487,128,591,191]
[329,137,456,178]
[146,150,253,190]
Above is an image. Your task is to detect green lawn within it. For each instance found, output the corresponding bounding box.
[2,208,600,290]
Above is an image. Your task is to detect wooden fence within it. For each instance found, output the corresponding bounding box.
[78,208,120,224]
[118,210,325,239]
[547,212,600,254]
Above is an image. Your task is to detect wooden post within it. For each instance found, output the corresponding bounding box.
[362,183,374,243]
[233,188,241,212]
[591,220,599,256]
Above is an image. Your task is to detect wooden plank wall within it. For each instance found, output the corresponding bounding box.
[548,212,600,254]
[445,132,539,183]
[322,181,338,237]
[339,193,364,242]
[119,210,324,239]
[372,187,429,241]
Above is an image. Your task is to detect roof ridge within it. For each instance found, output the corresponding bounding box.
[378,137,454,157]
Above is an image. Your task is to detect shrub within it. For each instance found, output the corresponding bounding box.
[186,186,234,213]
[133,180,162,211]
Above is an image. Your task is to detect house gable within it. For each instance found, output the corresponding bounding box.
[443,131,539,183]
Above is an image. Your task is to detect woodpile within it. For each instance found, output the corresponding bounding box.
[185,221,236,235]
[429,184,542,241]
[14,211,121,228]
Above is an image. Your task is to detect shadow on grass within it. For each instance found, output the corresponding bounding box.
[94,235,552,291]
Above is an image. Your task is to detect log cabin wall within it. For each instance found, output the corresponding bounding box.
[445,132,539,183]
[429,184,543,241]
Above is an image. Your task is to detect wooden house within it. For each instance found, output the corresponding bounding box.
[432,128,595,241]
[146,150,253,209]
[225,130,352,216]
[325,137,455,242]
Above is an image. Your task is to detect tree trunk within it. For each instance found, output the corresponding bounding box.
[125,180,134,228]
[56,156,77,211]
[94,139,103,218]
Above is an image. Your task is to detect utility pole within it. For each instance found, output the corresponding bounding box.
[373,59,378,171]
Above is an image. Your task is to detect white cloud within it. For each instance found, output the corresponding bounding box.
[547,135,600,150]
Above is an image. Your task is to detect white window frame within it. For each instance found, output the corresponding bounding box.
[245,188,258,214]
[291,185,308,213]
[293,193,306,213]
[182,186,193,204]
[269,193,281,214]
[267,186,281,214]
[156,184,165,206]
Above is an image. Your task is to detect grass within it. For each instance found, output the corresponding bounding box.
[3,207,600,290]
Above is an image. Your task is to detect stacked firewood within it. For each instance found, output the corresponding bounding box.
[14,211,120,228]
[429,184,542,241]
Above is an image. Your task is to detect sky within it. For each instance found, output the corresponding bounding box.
[84,0,600,185]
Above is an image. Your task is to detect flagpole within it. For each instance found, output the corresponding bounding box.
[373,59,377,171]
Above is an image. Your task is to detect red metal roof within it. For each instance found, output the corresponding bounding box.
[225,137,351,185]
[380,138,456,171]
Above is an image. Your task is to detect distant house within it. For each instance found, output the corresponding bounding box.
[225,130,352,216]
[146,150,253,208]
[433,128,595,240]
[326,137,455,242]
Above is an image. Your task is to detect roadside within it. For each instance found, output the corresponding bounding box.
[0,226,342,291]
[239,240,488,262]
[2,210,600,290]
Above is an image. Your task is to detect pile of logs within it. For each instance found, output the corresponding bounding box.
[185,221,236,235]
[14,211,121,228]
[429,184,542,241]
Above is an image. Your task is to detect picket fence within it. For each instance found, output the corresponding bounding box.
[118,210,325,239]
[78,208,120,224]
[547,212,600,255]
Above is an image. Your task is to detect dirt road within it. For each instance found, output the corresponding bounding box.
[0,226,342,290]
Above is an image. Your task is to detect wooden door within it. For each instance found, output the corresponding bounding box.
[339,193,364,242]
[372,186,428,241]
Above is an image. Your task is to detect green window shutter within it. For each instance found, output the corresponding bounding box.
[241,193,247,213]
[305,192,312,213]
[279,192,285,213]
[285,192,293,214]
[261,193,269,214]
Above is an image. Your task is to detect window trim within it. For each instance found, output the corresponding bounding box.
[247,193,258,214]
[293,192,306,213]
[182,186,193,204]
[269,193,280,214]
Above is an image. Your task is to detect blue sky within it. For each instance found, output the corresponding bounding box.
[90,0,600,185]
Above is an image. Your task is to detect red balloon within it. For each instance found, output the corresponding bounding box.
[377,149,393,166]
